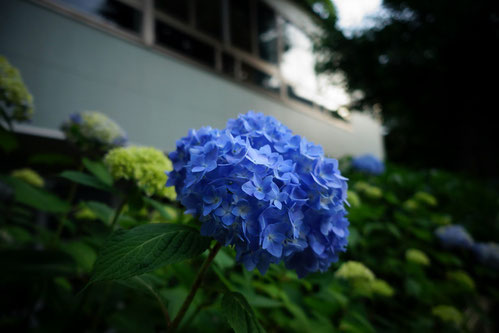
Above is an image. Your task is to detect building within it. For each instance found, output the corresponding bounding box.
[0,0,384,158]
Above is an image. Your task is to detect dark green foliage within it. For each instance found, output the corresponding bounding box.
[89,224,211,284]
[305,0,499,176]
[222,292,266,333]
[1,136,498,332]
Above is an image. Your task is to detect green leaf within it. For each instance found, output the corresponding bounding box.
[89,223,210,284]
[62,241,97,273]
[221,292,265,333]
[60,171,111,191]
[85,201,113,225]
[29,153,75,166]
[0,127,18,152]
[143,197,175,221]
[0,249,76,282]
[82,158,113,186]
[1,176,70,213]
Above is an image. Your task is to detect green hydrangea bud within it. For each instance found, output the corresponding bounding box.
[74,205,98,221]
[335,261,375,281]
[11,168,44,188]
[446,270,475,290]
[413,191,437,206]
[405,248,431,266]
[104,146,176,199]
[347,190,361,207]
[432,305,463,326]
[353,181,382,199]
[369,278,395,297]
[0,56,34,124]
[61,111,127,153]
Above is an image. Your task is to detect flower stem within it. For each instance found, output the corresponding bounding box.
[167,242,222,332]
[109,196,127,231]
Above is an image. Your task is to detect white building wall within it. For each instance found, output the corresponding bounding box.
[0,0,384,159]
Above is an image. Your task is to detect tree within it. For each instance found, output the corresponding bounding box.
[306,0,499,176]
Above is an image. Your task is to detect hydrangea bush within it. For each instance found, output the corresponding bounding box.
[61,111,127,153]
[0,56,34,124]
[351,153,385,175]
[167,111,350,277]
[104,146,176,200]
[435,225,474,250]
[11,168,44,188]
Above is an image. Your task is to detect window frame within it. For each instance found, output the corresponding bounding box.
[30,0,352,130]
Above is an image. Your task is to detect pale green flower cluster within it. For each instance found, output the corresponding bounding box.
[446,270,475,290]
[405,248,431,266]
[0,56,34,123]
[346,190,361,207]
[431,305,463,326]
[335,261,375,281]
[104,146,176,199]
[74,205,98,221]
[353,181,382,199]
[404,191,438,211]
[335,261,394,297]
[413,191,438,206]
[11,168,44,188]
[61,111,127,153]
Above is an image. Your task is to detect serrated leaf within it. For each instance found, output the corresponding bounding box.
[143,197,175,220]
[89,223,210,284]
[1,176,70,213]
[222,292,265,333]
[83,158,113,186]
[60,171,111,191]
[85,201,113,225]
[0,249,76,282]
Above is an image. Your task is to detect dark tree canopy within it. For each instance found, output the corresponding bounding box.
[304,0,499,177]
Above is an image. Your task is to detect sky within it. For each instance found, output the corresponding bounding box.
[332,0,385,35]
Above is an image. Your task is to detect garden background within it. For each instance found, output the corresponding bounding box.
[1,0,499,332]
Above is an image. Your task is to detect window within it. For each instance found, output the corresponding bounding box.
[41,0,350,124]
[194,0,222,40]
[155,0,189,23]
[155,20,215,67]
[229,0,252,53]
[281,20,350,113]
[257,1,278,64]
[240,63,280,94]
[54,0,142,33]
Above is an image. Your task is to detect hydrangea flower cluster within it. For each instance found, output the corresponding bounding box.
[0,56,34,124]
[472,242,499,269]
[351,154,385,175]
[335,261,375,281]
[335,261,394,297]
[405,248,430,266]
[105,146,176,200]
[61,111,128,153]
[431,305,463,326]
[435,225,474,250]
[11,168,44,188]
[167,111,349,277]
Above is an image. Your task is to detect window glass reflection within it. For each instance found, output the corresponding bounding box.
[195,0,222,40]
[155,21,215,67]
[241,63,280,94]
[257,1,278,64]
[155,0,189,22]
[55,0,142,33]
[229,0,252,53]
[281,21,349,110]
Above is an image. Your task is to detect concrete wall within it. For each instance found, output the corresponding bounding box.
[0,0,384,158]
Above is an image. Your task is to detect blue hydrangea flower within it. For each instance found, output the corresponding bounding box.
[351,154,385,175]
[472,242,499,269]
[167,111,350,277]
[435,225,474,250]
